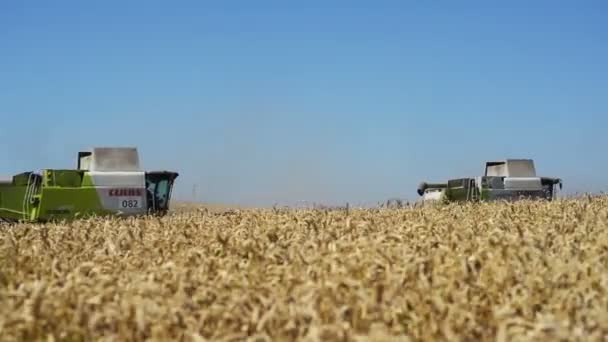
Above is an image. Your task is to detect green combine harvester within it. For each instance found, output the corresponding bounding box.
[417,159,562,204]
[0,147,178,223]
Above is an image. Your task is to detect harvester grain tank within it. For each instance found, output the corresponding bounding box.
[0,147,179,223]
[417,159,562,203]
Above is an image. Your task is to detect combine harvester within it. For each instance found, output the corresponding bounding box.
[417,159,562,204]
[0,147,178,223]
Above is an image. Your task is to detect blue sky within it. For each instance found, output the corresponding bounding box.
[1,1,606,206]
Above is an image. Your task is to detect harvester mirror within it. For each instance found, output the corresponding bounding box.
[417,182,427,196]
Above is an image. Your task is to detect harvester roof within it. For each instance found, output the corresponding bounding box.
[484,159,537,177]
[78,147,141,172]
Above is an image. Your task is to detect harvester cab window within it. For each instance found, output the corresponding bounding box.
[155,180,169,208]
[145,172,178,214]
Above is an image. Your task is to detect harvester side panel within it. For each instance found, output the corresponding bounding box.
[86,171,147,215]
[0,185,29,221]
[36,171,147,221]
[37,187,108,221]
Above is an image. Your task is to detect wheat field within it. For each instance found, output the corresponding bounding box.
[1,196,608,341]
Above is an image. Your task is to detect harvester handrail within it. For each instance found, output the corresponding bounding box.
[0,208,28,216]
[21,171,40,221]
[22,173,32,220]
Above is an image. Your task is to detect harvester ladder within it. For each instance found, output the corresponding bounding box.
[467,179,479,202]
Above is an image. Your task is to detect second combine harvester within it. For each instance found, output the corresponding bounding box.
[417,159,562,204]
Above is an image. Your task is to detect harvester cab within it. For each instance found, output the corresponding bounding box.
[0,147,179,223]
[417,159,562,204]
[144,171,179,214]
